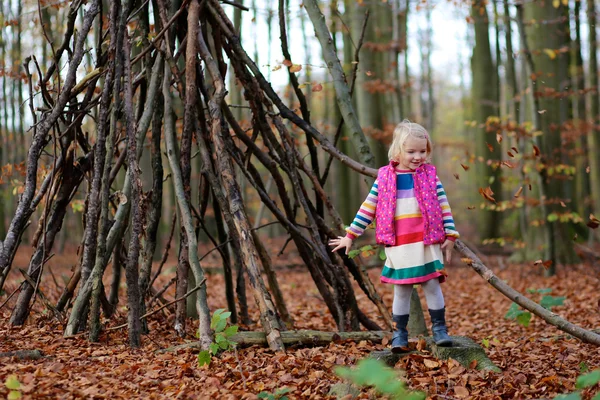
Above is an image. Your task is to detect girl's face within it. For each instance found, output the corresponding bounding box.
[400,136,428,170]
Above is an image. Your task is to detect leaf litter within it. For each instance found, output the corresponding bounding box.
[1,240,600,399]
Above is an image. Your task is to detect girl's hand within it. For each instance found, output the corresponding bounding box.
[329,236,353,255]
[441,239,455,263]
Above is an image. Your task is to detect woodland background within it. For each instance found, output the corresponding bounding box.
[0,0,600,398]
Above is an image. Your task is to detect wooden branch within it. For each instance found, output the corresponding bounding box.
[321,9,369,185]
[163,41,213,350]
[302,0,375,170]
[107,279,206,332]
[198,22,284,352]
[455,239,600,346]
[159,330,388,353]
[207,1,377,179]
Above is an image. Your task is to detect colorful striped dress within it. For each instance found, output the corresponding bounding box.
[345,168,459,285]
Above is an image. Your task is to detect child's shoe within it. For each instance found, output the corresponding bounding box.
[391,314,410,353]
[429,307,452,347]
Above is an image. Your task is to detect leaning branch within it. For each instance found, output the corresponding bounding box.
[455,240,600,346]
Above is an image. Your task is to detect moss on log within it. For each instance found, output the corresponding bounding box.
[370,336,501,372]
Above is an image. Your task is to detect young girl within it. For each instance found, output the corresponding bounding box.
[329,120,459,353]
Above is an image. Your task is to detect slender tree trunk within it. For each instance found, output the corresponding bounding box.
[587,0,600,229]
[471,0,502,241]
[572,0,589,220]
[139,74,164,334]
[163,41,212,349]
[503,0,528,240]
[10,154,91,325]
[197,18,284,351]
[213,194,237,324]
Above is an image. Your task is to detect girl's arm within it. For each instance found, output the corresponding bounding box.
[436,176,459,240]
[344,179,380,240]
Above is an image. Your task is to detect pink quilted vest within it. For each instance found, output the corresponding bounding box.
[375,162,446,246]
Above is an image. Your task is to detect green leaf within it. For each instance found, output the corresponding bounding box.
[579,362,589,373]
[537,288,553,294]
[210,315,221,330]
[7,391,22,400]
[257,393,274,400]
[540,295,565,310]
[336,359,405,395]
[482,338,490,348]
[213,308,226,317]
[575,369,600,389]
[504,303,523,319]
[547,213,559,222]
[516,312,531,327]
[218,340,230,350]
[347,249,360,259]
[275,388,290,395]
[379,249,387,261]
[215,334,226,344]
[5,375,21,390]
[197,350,211,367]
[214,318,227,333]
[220,311,232,320]
[210,343,220,355]
[592,393,600,400]
[224,325,238,337]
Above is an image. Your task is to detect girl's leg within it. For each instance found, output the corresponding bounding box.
[392,284,414,315]
[391,284,413,353]
[421,279,445,310]
[421,279,452,346]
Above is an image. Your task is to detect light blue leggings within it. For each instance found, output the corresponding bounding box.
[392,279,445,315]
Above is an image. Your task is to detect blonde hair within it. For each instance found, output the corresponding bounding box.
[388,120,432,162]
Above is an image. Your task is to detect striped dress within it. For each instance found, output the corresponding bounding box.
[345,168,459,285]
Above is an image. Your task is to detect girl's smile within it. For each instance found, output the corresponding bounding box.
[400,137,429,170]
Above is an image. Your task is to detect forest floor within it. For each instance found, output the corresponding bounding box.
[1,238,600,399]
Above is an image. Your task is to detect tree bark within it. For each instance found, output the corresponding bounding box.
[587,0,600,229]
[0,0,99,274]
[163,42,212,349]
[471,0,502,241]
[197,21,284,351]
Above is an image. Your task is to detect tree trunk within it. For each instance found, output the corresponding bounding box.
[10,153,91,325]
[587,0,600,232]
[523,0,576,267]
[470,0,502,241]
[197,21,284,351]
[163,33,213,349]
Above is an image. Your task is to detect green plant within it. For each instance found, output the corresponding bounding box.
[335,358,425,400]
[505,288,566,327]
[554,369,600,400]
[5,375,22,400]
[197,309,238,367]
[257,387,290,400]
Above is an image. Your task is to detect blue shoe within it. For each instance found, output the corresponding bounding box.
[391,314,410,353]
[429,308,452,347]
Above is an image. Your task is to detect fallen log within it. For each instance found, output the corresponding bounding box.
[0,349,45,360]
[159,330,387,353]
[455,239,600,346]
